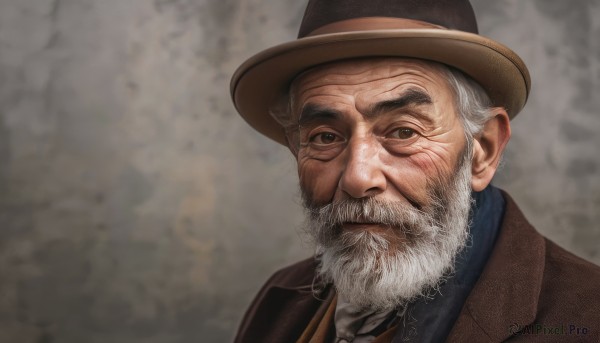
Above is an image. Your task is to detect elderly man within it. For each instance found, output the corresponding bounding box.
[230,0,600,342]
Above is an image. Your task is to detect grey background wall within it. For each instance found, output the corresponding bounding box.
[0,0,598,342]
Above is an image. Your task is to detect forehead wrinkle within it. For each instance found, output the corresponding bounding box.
[291,59,454,122]
[294,61,442,90]
[293,68,375,92]
[362,68,453,103]
[298,93,350,111]
[295,81,348,99]
[297,67,447,100]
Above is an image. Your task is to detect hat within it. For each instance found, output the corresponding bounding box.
[230,0,531,145]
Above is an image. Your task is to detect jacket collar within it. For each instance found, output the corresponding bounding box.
[447,191,545,342]
[234,259,332,343]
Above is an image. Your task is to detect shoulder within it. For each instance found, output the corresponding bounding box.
[501,191,600,330]
[538,237,600,323]
[264,257,319,290]
[543,237,600,285]
[461,191,600,340]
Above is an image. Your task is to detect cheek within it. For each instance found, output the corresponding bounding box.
[409,142,462,178]
[298,156,340,205]
[381,145,459,205]
[381,157,430,204]
[410,152,451,177]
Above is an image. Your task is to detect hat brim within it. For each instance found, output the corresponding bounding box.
[231,29,530,145]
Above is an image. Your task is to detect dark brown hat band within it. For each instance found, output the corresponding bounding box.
[307,17,446,36]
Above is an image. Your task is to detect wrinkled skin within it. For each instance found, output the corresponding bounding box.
[288,58,510,235]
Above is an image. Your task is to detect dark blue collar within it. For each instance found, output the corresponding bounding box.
[393,185,506,343]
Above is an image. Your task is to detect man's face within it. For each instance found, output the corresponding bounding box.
[293,58,467,217]
[289,58,474,310]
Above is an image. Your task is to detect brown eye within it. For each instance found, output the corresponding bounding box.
[311,132,339,145]
[391,128,416,140]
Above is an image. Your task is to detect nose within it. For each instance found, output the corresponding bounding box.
[338,136,387,199]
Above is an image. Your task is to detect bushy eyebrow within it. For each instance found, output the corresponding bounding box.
[368,88,433,117]
[297,87,434,126]
[298,104,341,127]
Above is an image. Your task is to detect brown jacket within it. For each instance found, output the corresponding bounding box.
[234,193,600,342]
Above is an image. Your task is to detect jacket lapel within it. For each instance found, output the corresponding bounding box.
[241,285,329,342]
[447,193,546,342]
[235,258,333,343]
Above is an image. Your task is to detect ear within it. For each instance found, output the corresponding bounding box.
[471,108,511,191]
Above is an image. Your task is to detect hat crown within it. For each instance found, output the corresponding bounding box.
[298,0,478,38]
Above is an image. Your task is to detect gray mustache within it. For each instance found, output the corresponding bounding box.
[308,198,434,229]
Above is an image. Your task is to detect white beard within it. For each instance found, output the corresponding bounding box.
[302,152,473,311]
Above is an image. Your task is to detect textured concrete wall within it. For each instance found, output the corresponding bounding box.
[0,1,598,342]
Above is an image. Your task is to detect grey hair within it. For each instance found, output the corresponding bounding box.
[442,66,495,141]
[269,62,497,150]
